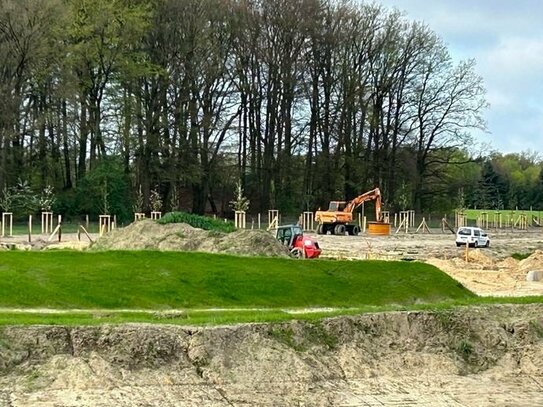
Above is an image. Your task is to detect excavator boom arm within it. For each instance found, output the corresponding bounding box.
[344,188,382,221]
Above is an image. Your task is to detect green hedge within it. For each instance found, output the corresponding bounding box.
[157,211,236,233]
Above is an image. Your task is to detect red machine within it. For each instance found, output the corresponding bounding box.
[275,224,321,258]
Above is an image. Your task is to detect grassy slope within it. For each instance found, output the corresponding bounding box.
[0,251,540,326]
[0,251,474,310]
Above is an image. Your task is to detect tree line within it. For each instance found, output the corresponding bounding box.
[1,0,538,222]
[465,152,543,212]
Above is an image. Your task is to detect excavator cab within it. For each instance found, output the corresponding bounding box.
[328,201,346,212]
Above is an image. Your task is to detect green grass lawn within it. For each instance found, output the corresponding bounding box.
[0,251,474,309]
[0,251,540,326]
[463,209,543,222]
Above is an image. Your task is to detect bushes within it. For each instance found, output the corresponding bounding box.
[158,211,236,233]
[511,252,533,260]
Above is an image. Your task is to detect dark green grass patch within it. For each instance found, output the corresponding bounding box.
[157,211,236,233]
[4,221,100,236]
[0,251,475,310]
[511,252,533,261]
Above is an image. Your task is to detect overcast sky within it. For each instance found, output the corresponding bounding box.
[376,0,543,156]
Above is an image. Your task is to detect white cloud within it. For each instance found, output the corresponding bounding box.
[485,90,510,109]
[477,37,543,116]
[479,38,543,78]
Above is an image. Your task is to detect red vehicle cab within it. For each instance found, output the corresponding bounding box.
[275,224,321,258]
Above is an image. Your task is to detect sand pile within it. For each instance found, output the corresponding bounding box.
[519,249,543,271]
[466,249,496,268]
[90,219,290,257]
[426,248,543,296]
[497,256,519,270]
[443,249,496,270]
[462,250,543,275]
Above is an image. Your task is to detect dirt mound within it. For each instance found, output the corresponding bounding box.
[466,248,496,267]
[497,256,519,270]
[0,239,49,251]
[443,253,494,271]
[426,247,543,297]
[1,305,543,406]
[519,249,543,271]
[90,219,290,257]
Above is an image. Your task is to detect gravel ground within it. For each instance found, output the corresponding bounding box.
[312,228,543,261]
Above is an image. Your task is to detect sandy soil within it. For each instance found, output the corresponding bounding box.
[0,231,97,251]
[0,305,542,406]
[313,229,543,261]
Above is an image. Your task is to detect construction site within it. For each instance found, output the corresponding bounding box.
[2,199,543,297]
[1,202,543,406]
[1,0,541,403]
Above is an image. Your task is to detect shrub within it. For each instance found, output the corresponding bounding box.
[150,187,163,212]
[456,340,474,361]
[158,211,236,233]
[511,252,533,261]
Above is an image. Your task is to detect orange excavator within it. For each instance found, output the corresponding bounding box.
[314,188,382,235]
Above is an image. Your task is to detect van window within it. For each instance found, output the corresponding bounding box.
[458,228,471,236]
[473,229,480,237]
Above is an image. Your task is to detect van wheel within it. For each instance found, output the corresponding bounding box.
[485,241,490,248]
[473,241,478,248]
[456,242,461,247]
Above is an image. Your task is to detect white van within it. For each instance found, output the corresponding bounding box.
[455,227,490,248]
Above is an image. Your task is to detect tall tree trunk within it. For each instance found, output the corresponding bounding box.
[77,97,88,180]
[61,100,72,189]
